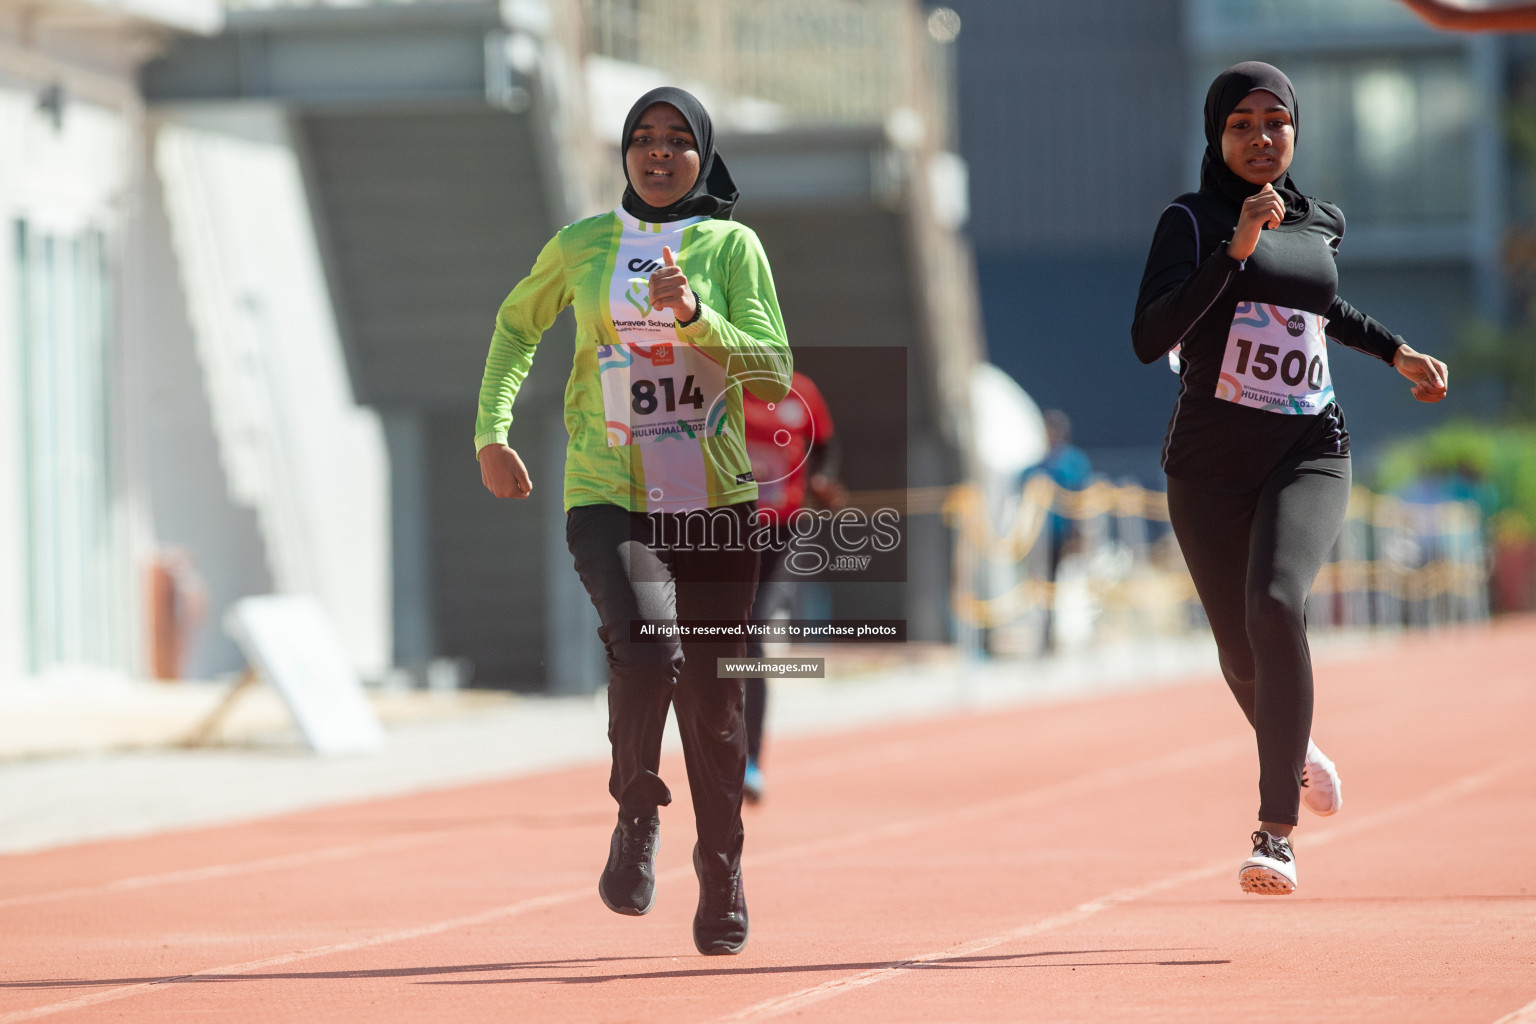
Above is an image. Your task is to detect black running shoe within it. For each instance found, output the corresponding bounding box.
[692,845,749,955]
[598,812,660,916]
[1239,830,1297,895]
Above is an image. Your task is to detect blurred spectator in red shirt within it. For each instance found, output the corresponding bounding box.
[740,372,843,801]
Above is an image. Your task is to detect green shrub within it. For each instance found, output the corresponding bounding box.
[1375,420,1536,534]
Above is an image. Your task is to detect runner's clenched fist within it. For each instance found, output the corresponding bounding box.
[1229,183,1287,261]
[480,443,532,499]
[1392,344,1450,403]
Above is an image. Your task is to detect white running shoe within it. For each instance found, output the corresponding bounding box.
[1301,739,1343,816]
[1239,830,1296,895]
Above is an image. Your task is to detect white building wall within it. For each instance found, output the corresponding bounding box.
[153,105,392,677]
[129,124,276,678]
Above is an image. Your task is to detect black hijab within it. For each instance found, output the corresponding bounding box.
[1200,61,1308,222]
[620,87,738,222]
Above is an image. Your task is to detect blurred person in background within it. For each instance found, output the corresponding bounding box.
[739,370,844,803]
[475,86,792,955]
[1132,62,1448,897]
[1022,409,1092,653]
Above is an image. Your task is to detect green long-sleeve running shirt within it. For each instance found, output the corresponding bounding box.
[475,208,793,514]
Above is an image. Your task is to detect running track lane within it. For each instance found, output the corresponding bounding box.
[1,621,1534,1023]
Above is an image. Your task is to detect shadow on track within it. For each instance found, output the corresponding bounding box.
[1,949,1230,990]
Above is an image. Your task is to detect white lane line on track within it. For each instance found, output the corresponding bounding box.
[710,754,1533,1024]
[0,634,1477,915]
[0,737,1248,1021]
[11,729,1504,1024]
[748,735,1248,868]
[1494,996,1536,1024]
[0,741,913,911]
[1,732,1245,914]
[0,828,507,911]
[1,653,1468,913]
[0,881,598,1024]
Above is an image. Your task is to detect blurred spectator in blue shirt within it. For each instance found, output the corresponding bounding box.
[1027,410,1092,550]
[1023,410,1092,651]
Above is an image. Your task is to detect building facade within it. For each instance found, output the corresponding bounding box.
[947,0,1509,482]
[0,0,218,686]
[0,0,394,691]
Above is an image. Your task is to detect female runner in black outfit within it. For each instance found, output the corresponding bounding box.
[1132,62,1449,894]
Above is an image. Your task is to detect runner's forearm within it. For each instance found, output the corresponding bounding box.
[1324,296,1404,365]
[474,234,573,453]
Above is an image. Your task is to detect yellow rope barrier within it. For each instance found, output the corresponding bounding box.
[924,478,1489,629]
[840,481,1483,614]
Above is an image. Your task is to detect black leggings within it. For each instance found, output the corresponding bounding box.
[1165,455,1351,826]
[565,502,759,879]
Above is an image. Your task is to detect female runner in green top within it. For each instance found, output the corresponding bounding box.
[475,87,792,955]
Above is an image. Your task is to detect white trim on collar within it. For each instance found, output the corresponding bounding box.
[614,207,708,233]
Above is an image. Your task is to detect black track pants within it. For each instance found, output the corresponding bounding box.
[565,502,760,879]
[1165,455,1351,826]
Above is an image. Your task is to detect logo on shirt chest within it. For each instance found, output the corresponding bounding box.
[624,278,654,318]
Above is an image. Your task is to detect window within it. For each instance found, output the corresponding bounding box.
[1290,56,1474,225]
[16,221,128,673]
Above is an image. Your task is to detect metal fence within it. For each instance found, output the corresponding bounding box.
[944,478,1489,656]
[582,0,954,135]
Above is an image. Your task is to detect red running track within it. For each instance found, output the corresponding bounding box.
[3,621,1535,1023]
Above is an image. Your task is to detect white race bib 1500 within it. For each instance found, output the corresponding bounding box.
[1216,302,1335,416]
